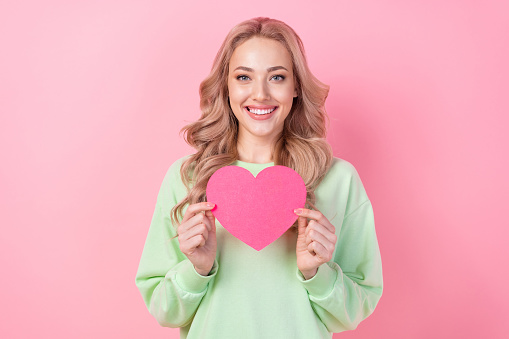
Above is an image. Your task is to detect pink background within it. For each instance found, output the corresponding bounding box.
[1,1,508,338]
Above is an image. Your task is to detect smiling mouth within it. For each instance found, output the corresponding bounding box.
[246,106,278,115]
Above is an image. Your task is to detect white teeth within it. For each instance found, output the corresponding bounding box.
[247,107,276,115]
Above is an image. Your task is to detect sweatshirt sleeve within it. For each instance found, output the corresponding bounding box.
[296,162,383,332]
[135,160,218,328]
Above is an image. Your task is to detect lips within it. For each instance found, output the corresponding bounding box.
[244,105,278,120]
[245,105,278,114]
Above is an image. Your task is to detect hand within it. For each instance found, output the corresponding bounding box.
[177,202,217,276]
[294,208,337,280]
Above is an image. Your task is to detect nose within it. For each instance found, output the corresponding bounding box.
[252,80,270,101]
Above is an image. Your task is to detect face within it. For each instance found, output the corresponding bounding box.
[228,37,297,143]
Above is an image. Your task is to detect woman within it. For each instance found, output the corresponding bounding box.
[135,17,383,338]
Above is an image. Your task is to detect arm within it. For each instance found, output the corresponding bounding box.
[296,200,383,332]
[135,161,218,327]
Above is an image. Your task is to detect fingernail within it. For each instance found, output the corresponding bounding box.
[207,202,215,208]
[294,208,302,215]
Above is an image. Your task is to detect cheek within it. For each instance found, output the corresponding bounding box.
[272,84,296,103]
[228,84,248,102]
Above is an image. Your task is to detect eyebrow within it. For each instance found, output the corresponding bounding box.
[233,66,289,73]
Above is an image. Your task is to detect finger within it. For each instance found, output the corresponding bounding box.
[308,241,330,262]
[179,222,209,242]
[306,227,336,253]
[305,220,337,244]
[194,234,207,248]
[295,208,335,233]
[305,223,329,246]
[307,241,317,256]
[297,215,308,235]
[178,212,212,235]
[186,234,206,252]
[182,202,215,223]
[204,210,216,233]
[313,241,331,262]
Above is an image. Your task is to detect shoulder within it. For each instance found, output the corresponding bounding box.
[157,155,193,205]
[316,157,370,216]
[164,155,192,180]
[321,157,363,186]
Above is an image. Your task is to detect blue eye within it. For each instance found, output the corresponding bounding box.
[272,74,285,81]
[237,75,250,81]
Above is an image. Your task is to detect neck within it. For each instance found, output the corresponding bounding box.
[236,131,279,164]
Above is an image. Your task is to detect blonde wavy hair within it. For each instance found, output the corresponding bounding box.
[171,17,333,229]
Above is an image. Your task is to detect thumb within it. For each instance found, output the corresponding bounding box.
[297,215,308,236]
[205,210,216,233]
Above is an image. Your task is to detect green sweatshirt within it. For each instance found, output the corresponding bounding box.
[135,156,383,338]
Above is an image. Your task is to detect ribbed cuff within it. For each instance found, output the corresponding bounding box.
[297,263,338,299]
[172,259,218,294]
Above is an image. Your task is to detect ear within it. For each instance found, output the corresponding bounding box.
[293,87,298,98]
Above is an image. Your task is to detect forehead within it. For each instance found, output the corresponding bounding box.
[229,37,293,72]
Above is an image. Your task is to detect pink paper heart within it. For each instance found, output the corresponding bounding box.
[206,165,307,251]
